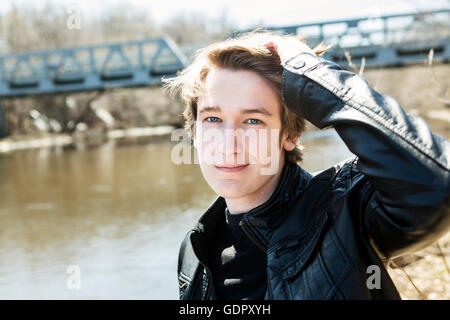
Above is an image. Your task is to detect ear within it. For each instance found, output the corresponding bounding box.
[283,134,299,152]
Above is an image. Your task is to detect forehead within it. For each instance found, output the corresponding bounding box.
[198,68,280,115]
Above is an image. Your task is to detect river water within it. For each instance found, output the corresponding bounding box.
[0,129,354,299]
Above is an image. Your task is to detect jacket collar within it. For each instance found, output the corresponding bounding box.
[190,160,312,263]
[241,158,311,223]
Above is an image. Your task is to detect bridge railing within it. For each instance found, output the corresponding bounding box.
[236,9,450,68]
[1,9,449,98]
[239,9,449,47]
[0,37,186,98]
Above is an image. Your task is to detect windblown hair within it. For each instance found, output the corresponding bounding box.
[163,31,330,164]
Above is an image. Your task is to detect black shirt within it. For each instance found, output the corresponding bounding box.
[210,208,267,300]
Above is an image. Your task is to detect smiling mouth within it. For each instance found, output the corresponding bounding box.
[214,164,249,173]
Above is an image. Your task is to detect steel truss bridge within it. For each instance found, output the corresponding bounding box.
[238,9,450,69]
[0,9,448,98]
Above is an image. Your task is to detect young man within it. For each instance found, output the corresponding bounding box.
[164,32,450,300]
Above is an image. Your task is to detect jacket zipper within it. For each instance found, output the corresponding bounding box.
[202,263,213,300]
[239,220,274,299]
[190,232,213,300]
[192,256,213,299]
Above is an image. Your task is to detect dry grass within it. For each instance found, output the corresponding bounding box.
[344,53,449,300]
[365,61,450,300]
[387,233,450,300]
[364,62,450,139]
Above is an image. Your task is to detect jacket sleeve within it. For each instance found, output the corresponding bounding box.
[281,52,450,259]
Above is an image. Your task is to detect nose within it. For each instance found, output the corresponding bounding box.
[219,122,244,163]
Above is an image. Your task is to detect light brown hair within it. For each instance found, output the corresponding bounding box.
[163,31,329,164]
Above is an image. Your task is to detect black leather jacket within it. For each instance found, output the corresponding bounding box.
[177,52,450,300]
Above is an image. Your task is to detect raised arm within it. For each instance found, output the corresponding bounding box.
[267,37,450,259]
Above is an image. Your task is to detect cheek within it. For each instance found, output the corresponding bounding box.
[198,161,212,179]
[248,129,282,159]
[195,126,224,164]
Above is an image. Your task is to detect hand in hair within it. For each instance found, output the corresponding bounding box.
[264,36,316,64]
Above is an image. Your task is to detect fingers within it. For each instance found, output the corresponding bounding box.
[263,36,313,63]
[264,35,283,49]
[263,41,277,50]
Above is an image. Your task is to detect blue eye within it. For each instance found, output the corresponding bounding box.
[246,119,262,124]
[205,117,221,123]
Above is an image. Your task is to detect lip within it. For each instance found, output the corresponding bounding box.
[215,164,249,173]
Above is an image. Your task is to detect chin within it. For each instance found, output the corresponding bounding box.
[200,162,275,200]
[211,180,249,199]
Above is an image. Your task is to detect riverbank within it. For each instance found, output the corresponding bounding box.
[0,125,175,153]
[1,105,448,154]
[0,63,448,153]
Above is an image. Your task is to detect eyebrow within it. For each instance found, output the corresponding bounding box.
[198,105,273,117]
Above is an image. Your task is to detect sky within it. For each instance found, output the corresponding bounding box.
[0,0,448,29]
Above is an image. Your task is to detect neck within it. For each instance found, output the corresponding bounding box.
[225,161,286,215]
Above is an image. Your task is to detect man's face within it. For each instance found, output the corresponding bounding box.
[195,67,296,200]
